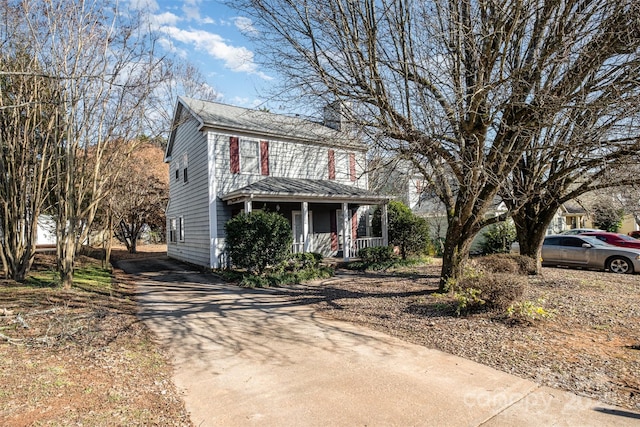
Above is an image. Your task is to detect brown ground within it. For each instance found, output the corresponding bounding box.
[0,245,192,427]
[280,259,640,412]
[2,249,639,425]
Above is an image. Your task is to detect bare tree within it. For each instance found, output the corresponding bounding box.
[100,141,168,257]
[141,60,221,148]
[503,121,640,270]
[0,3,58,280]
[16,0,169,288]
[232,0,640,288]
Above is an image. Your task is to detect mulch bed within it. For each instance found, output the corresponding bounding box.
[279,260,640,411]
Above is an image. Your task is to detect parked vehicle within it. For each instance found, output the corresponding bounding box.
[559,228,601,235]
[628,230,640,239]
[542,235,640,274]
[579,231,640,249]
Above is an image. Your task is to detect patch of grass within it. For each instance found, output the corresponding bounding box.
[72,266,112,292]
[23,262,111,292]
[25,270,59,288]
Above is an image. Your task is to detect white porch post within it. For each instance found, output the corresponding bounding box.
[382,203,389,247]
[342,202,350,261]
[302,201,310,252]
[244,199,252,213]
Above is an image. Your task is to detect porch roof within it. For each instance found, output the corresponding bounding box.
[221,177,389,205]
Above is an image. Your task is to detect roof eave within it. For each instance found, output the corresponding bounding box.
[201,124,366,151]
[222,191,389,205]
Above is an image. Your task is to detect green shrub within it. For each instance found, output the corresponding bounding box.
[280,252,323,271]
[372,201,430,259]
[591,199,624,232]
[453,287,485,316]
[225,211,293,274]
[237,266,334,288]
[507,298,554,323]
[358,246,394,264]
[480,221,517,254]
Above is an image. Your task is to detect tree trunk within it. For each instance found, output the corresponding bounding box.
[512,207,559,274]
[104,209,113,269]
[57,220,78,290]
[439,221,476,291]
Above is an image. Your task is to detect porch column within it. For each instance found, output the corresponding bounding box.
[244,199,252,213]
[382,203,389,246]
[342,202,350,261]
[302,201,310,252]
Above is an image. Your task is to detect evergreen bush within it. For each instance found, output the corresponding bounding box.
[225,211,293,274]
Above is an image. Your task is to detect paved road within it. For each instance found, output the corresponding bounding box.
[117,256,640,426]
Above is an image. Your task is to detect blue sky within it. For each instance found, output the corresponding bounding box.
[130,0,274,109]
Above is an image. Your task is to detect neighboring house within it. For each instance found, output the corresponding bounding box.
[36,215,56,247]
[164,97,389,269]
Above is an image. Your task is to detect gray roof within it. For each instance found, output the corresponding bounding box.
[166,97,365,159]
[221,177,389,205]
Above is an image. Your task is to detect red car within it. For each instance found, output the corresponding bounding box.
[629,230,640,239]
[580,232,640,249]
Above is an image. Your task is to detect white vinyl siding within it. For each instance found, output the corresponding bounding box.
[167,104,370,268]
[165,113,211,266]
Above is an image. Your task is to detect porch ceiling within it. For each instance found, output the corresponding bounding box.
[221,177,389,205]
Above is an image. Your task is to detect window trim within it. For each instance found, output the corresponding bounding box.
[178,216,185,242]
[239,138,260,175]
[169,218,177,243]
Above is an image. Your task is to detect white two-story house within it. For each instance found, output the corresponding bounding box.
[164,97,389,269]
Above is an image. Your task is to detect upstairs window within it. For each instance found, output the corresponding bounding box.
[240,140,260,174]
[182,153,189,183]
[230,137,266,175]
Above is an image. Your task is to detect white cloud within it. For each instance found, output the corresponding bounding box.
[233,17,259,36]
[151,12,181,26]
[182,4,201,21]
[181,0,215,24]
[158,37,188,58]
[159,26,271,80]
[129,0,159,12]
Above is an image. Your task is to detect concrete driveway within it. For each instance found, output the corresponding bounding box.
[117,256,640,426]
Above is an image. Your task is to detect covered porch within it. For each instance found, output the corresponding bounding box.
[221,177,389,261]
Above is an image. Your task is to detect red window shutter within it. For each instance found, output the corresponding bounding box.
[351,209,358,241]
[260,140,269,176]
[328,149,336,180]
[330,210,338,251]
[349,153,356,181]
[230,137,240,173]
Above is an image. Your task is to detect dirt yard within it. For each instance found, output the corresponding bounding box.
[280,259,640,412]
[0,245,192,426]
[2,249,639,425]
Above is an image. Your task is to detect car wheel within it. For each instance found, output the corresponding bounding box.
[607,257,633,274]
